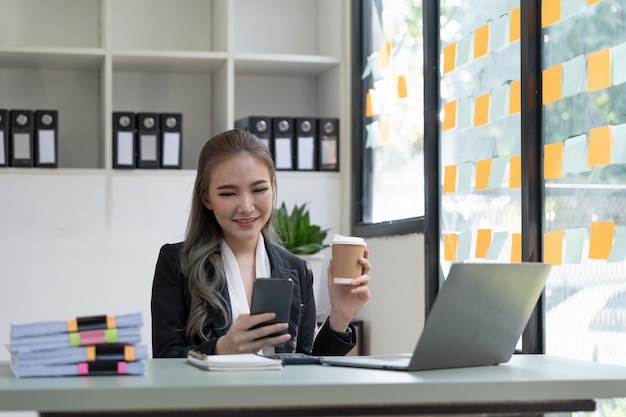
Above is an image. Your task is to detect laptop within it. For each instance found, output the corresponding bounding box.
[320,262,552,371]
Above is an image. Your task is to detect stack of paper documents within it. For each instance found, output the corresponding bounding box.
[187,350,283,371]
[6,311,147,377]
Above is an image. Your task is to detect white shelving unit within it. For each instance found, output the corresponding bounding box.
[0,1,350,369]
[0,0,347,170]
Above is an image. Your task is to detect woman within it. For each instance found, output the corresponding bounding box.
[151,128,370,357]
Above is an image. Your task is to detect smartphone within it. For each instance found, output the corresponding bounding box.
[249,278,294,340]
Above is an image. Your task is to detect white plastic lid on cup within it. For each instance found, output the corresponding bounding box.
[330,234,367,246]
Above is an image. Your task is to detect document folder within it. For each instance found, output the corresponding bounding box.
[235,116,272,153]
[271,117,295,171]
[136,113,160,169]
[112,112,136,169]
[9,110,34,167]
[318,118,339,171]
[34,110,58,168]
[160,113,182,169]
[0,109,8,167]
[295,117,317,171]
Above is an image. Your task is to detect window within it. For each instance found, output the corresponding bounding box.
[353,0,425,237]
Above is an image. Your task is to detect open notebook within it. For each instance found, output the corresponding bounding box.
[320,262,552,371]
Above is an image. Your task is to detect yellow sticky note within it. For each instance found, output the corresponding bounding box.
[588,125,612,166]
[509,80,521,114]
[379,118,390,145]
[442,100,457,131]
[509,8,521,42]
[509,155,521,189]
[588,0,602,5]
[365,90,374,117]
[475,158,492,190]
[443,164,457,194]
[511,232,522,262]
[443,43,457,74]
[543,64,563,105]
[589,221,615,260]
[542,0,561,28]
[474,93,490,126]
[475,229,492,258]
[588,48,611,92]
[474,24,490,59]
[379,42,391,69]
[544,230,563,266]
[397,74,408,99]
[444,233,458,261]
[544,142,564,179]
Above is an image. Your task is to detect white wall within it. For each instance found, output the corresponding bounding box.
[0,170,342,363]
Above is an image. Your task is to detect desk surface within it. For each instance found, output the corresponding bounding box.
[1,355,626,414]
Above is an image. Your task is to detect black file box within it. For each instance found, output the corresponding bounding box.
[159,113,182,169]
[271,117,295,171]
[0,109,8,167]
[295,117,318,171]
[112,112,136,169]
[136,113,160,169]
[34,110,59,168]
[318,118,339,171]
[235,116,272,154]
[9,110,34,168]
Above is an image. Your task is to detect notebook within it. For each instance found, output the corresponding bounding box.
[320,262,552,371]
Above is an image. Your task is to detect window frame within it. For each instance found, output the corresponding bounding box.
[350,0,425,239]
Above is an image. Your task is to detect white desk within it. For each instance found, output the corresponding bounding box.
[2,355,626,416]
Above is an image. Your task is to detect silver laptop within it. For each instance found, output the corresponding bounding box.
[320,262,552,371]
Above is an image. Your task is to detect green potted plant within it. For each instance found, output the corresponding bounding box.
[275,202,330,321]
[275,202,330,255]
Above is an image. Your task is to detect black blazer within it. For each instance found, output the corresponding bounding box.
[151,240,356,358]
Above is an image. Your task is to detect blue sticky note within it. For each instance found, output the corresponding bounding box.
[457,161,474,193]
[490,14,508,52]
[487,156,508,189]
[562,134,589,175]
[564,228,586,264]
[458,99,473,130]
[562,55,586,97]
[608,226,626,262]
[490,84,509,121]
[562,0,585,19]
[456,35,472,67]
[611,124,626,164]
[612,41,626,87]
[361,52,377,79]
[457,231,472,261]
[485,231,509,260]
[365,121,379,149]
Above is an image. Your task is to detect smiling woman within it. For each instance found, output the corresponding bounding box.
[150,128,371,360]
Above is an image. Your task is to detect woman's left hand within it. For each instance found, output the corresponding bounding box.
[326,249,371,333]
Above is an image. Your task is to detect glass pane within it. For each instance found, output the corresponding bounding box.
[361,0,425,224]
[543,1,626,368]
[439,0,521,277]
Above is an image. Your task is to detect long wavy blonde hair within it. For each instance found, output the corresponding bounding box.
[180,129,280,341]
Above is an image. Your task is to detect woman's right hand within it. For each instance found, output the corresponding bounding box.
[214,312,291,354]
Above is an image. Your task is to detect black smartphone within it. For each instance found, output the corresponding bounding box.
[249,278,294,340]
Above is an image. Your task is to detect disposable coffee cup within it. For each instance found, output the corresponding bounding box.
[331,234,367,284]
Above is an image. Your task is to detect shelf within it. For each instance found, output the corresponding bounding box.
[112,50,228,73]
[0,47,105,70]
[234,53,340,76]
[0,0,346,171]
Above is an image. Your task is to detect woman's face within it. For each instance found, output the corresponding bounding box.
[202,153,274,249]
